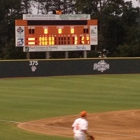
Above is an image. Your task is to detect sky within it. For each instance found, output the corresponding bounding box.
[31,0,140,14]
[125,0,140,7]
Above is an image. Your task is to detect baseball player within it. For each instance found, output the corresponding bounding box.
[72,111,92,140]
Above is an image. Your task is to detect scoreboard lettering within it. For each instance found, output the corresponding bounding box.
[25,26,91,45]
[15,15,98,52]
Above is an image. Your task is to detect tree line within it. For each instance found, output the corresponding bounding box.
[0,0,140,59]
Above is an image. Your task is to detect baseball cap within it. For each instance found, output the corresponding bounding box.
[80,111,87,117]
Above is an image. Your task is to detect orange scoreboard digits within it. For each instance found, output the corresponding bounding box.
[15,14,98,52]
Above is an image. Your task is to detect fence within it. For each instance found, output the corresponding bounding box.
[0,58,140,78]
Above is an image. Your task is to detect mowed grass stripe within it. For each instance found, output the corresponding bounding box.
[0,74,140,140]
[0,74,140,120]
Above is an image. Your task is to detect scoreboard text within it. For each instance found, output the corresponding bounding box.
[15,15,98,52]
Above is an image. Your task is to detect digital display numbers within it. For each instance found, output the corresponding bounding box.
[43,27,75,34]
[15,17,98,52]
[26,36,89,45]
[25,26,90,46]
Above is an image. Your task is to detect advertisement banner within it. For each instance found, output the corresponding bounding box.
[90,26,98,45]
[15,26,25,47]
[23,45,91,52]
[23,14,90,20]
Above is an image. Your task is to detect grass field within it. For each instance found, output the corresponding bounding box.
[0,74,140,140]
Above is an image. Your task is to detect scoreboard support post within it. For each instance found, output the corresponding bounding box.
[84,51,87,58]
[65,51,68,59]
[26,52,30,59]
[46,52,50,59]
[15,14,98,59]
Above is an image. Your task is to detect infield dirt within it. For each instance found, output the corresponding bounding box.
[17,109,140,140]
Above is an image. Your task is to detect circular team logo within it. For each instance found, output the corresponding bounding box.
[17,27,23,34]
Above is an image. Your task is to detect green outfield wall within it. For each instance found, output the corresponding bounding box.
[0,58,140,78]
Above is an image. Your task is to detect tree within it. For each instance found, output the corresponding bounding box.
[34,0,75,14]
[0,0,36,53]
[75,0,140,57]
[0,0,26,59]
[116,3,140,56]
[0,0,139,59]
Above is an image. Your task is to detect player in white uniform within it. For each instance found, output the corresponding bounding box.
[72,111,90,140]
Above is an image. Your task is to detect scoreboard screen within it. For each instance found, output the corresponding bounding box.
[15,15,98,52]
[25,26,90,45]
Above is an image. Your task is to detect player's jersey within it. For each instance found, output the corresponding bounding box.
[72,118,88,135]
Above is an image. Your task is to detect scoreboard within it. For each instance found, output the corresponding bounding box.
[15,14,98,52]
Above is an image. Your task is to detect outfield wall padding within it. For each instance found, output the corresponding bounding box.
[0,58,140,78]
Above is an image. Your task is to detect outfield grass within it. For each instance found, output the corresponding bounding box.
[0,74,140,140]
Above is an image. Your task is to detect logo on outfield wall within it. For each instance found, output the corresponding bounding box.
[93,60,110,72]
[29,61,38,72]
